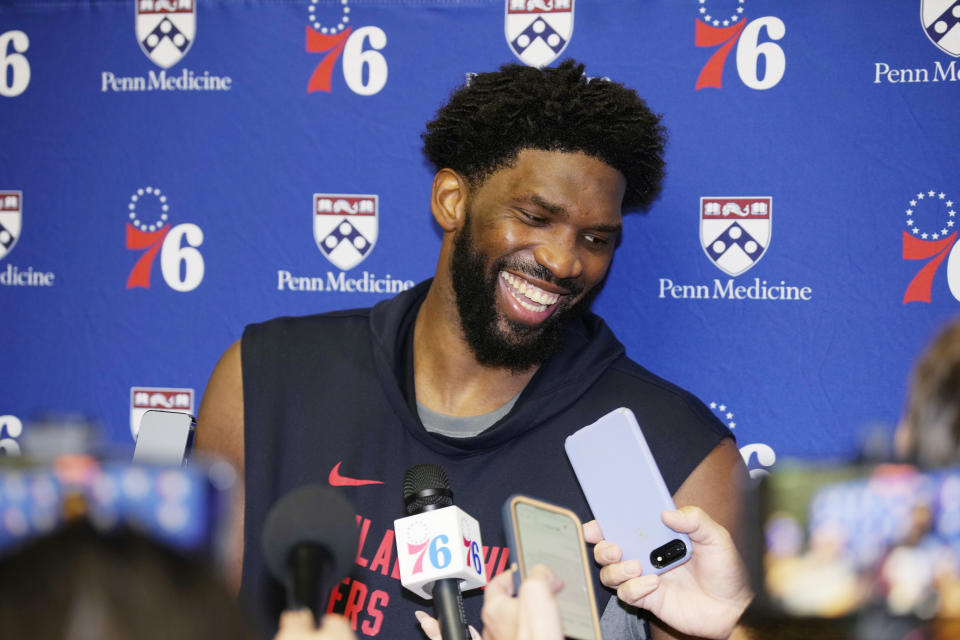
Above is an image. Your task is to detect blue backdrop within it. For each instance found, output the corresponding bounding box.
[2,0,959,478]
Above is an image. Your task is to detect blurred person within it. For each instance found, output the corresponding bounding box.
[896,318,960,467]
[0,522,257,640]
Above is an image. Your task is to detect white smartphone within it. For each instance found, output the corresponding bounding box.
[132,410,195,465]
[564,407,691,576]
[502,494,603,640]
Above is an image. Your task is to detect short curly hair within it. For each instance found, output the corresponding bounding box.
[421,59,667,213]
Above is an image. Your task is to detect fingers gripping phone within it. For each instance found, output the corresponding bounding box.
[502,495,603,640]
[565,407,692,577]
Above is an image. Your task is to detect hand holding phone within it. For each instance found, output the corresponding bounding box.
[502,495,603,640]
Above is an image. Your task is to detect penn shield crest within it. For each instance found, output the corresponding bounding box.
[922,0,960,57]
[129,387,194,439]
[314,194,378,271]
[505,0,574,68]
[700,197,772,277]
[136,0,196,69]
[0,191,22,261]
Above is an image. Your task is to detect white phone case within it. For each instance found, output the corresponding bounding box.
[565,407,692,576]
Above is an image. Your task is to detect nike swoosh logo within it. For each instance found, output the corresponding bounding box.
[328,461,385,487]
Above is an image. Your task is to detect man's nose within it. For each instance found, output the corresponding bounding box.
[533,235,583,281]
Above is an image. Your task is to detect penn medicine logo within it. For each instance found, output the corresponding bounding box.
[505,0,573,68]
[0,191,55,287]
[136,0,195,69]
[130,387,194,439]
[314,194,377,271]
[0,191,21,261]
[700,197,771,276]
[923,0,960,57]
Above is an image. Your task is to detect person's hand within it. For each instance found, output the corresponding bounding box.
[584,505,752,640]
[273,609,357,640]
[415,565,564,640]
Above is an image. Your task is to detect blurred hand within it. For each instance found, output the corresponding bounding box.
[584,505,752,640]
[415,565,563,640]
[273,609,357,640]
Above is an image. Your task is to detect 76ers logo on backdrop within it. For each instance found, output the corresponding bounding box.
[505,0,573,68]
[694,1,785,90]
[902,189,958,303]
[136,0,196,69]
[125,186,205,292]
[305,0,387,95]
[922,0,960,57]
[710,401,776,481]
[700,197,771,276]
[314,194,377,271]
[0,191,22,261]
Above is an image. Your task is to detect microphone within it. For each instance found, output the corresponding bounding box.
[394,464,486,640]
[261,484,358,620]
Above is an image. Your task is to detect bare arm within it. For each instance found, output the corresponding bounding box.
[652,438,746,640]
[195,338,246,594]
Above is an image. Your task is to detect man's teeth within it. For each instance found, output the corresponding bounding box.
[500,271,561,311]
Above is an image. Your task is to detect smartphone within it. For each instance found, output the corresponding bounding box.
[502,494,603,640]
[564,407,691,576]
[132,410,196,465]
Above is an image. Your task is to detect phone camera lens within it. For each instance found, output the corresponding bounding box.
[650,539,687,569]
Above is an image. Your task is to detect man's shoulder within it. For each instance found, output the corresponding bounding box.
[241,308,375,363]
[597,354,730,437]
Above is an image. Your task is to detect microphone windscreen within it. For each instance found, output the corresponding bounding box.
[402,463,453,515]
[261,484,357,582]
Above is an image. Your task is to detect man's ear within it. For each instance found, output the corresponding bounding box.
[431,168,468,233]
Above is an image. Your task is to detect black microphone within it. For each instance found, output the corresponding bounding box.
[261,484,358,620]
[403,463,470,640]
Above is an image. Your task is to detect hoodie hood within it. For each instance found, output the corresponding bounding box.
[368,279,626,455]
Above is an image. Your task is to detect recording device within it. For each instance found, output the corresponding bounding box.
[394,464,486,640]
[132,410,195,465]
[502,494,603,640]
[261,484,358,620]
[565,407,691,576]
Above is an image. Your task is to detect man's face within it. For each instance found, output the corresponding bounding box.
[450,149,625,371]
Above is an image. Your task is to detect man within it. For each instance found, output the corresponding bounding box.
[197,59,745,640]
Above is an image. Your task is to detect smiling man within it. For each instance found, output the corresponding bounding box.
[197,60,744,640]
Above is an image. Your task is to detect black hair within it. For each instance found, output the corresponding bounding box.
[422,59,667,212]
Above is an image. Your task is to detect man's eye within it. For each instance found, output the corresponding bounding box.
[520,211,547,225]
[583,234,609,246]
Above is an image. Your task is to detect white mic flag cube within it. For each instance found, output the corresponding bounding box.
[394,505,487,599]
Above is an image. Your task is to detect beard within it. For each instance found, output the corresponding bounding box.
[450,211,601,372]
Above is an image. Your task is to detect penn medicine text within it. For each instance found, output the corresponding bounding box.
[874,60,958,84]
[278,270,415,294]
[101,69,232,92]
[659,278,812,301]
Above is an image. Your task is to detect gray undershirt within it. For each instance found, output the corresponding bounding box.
[417,393,521,438]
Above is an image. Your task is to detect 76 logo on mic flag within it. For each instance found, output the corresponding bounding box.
[394,505,486,599]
